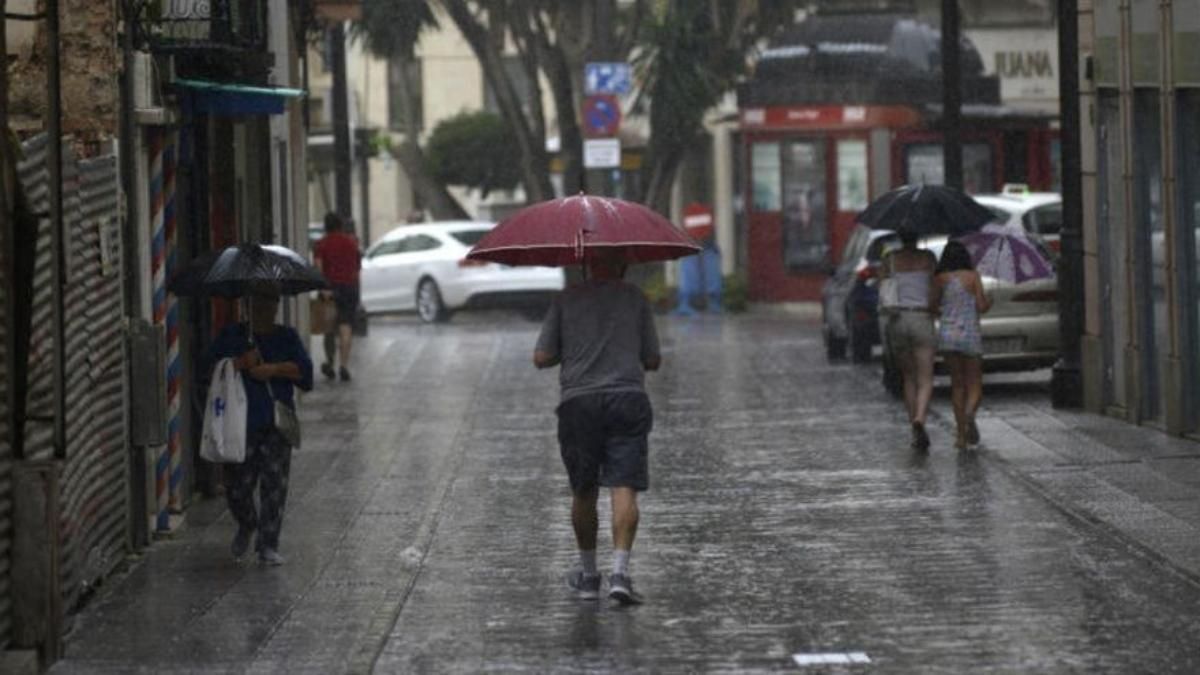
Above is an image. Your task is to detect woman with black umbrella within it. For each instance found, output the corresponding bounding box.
[880,230,938,451]
[205,281,313,565]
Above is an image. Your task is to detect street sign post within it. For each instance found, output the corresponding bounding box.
[582,94,621,138]
[585,62,632,95]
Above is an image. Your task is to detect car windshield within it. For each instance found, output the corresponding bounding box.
[449,229,491,246]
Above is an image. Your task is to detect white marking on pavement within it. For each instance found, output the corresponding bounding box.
[792,652,872,666]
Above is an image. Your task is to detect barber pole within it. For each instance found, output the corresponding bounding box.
[150,130,183,530]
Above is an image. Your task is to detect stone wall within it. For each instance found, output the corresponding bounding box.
[7,0,119,139]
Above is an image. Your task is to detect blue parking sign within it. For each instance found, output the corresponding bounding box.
[585,62,632,95]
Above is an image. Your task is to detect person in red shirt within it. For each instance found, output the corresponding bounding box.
[313,212,362,381]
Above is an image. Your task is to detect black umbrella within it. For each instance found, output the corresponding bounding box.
[856,184,995,237]
[168,243,327,297]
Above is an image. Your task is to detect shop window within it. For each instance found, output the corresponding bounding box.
[1177,90,1200,430]
[903,143,994,193]
[781,141,829,271]
[751,142,781,211]
[837,139,869,212]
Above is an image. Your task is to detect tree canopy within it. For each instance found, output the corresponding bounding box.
[425,111,523,198]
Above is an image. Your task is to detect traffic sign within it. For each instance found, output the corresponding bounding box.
[582,94,622,138]
[583,138,621,169]
[585,62,632,95]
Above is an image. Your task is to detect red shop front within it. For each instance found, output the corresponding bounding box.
[740,104,922,302]
[740,104,1060,302]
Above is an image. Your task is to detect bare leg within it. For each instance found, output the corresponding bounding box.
[323,331,336,367]
[611,487,639,551]
[910,346,935,425]
[965,356,984,417]
[947,355,967,446]
[571,488,599,551]
[899,350,919,422]
[338,323,353,370]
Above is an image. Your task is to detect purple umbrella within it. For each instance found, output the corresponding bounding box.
[958,224,1055,284]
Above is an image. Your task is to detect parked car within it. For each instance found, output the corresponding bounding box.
[879,236,1060,395]
[974,187,1063,253]
[822,225,904,362]
[360,221,565,322]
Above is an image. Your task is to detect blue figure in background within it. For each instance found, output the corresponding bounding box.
[675,203,722,315]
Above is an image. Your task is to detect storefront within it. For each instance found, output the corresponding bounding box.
[737,12,1058,302]
[1080,0,1200,437]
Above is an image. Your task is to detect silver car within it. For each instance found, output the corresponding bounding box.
[880,236,1060,394]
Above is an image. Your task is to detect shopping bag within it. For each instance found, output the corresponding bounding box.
[200,358,248,463]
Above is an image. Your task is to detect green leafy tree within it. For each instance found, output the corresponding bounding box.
[426,111,523,198]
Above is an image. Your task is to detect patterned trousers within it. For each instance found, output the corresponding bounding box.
[224,429,292,551]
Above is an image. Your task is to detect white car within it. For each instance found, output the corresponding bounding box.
[973,188,1062,252]
[360,221,565,322]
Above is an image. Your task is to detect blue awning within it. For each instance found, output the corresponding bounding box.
[175,78,306,117]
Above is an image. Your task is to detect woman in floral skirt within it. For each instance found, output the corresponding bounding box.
[931,241,991,449]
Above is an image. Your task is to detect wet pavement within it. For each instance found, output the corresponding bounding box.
[51,309,1200,673]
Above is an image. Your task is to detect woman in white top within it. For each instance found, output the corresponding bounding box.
[881,230,938,450]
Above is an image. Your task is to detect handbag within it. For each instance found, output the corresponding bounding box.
[266,379,302,449]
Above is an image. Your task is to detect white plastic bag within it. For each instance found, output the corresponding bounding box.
[201,358,248,463]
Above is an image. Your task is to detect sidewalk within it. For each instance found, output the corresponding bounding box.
[964,395,1200,582]
[47,312,1200,673]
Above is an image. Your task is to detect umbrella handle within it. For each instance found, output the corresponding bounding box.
[574,230,585,261]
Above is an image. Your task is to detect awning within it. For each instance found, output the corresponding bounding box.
[174,78,306,117]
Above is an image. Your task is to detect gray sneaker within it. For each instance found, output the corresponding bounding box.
[258,548,285,566]
[567,569,602,599]
[608,573,643,605]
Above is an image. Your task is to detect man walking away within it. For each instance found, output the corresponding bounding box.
[313,212,362,382]
[534,253,661,605]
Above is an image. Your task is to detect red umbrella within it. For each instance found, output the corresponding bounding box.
[466,194,701,266]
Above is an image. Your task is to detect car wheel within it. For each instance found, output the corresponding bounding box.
[825,332,847,361]
[416,278,449,323]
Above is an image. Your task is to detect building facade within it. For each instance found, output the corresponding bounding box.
[1078,0,1200,438]
[305,11,561,246]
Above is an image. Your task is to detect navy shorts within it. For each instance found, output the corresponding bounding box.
[331,283,360,326]
[556,392,653,493]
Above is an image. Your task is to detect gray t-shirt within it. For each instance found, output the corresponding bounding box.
[536,280,661,402]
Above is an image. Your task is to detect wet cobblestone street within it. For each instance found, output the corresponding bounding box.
[51,310,1200,673]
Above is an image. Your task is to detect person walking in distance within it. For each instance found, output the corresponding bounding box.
[206,282,313,565]
[880,229,938,450]
[534,252,661,605]
[931,240,992,449]
[313,212,362,381]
